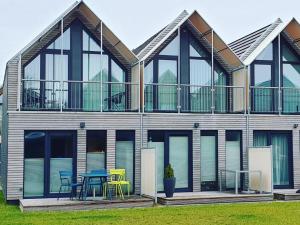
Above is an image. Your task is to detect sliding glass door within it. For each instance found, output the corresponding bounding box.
[24,131,77,198]
[253,131,293,188]
[225,131,242,189]
[200,131,218,191]
[148,131,192,192]
[115,131,135,193]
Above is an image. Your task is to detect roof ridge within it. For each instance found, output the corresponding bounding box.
[240,18,282,61]
[136,10,189,59]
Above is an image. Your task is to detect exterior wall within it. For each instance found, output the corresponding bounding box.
[6,112,141,200]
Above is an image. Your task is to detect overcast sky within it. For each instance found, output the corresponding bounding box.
[0,0,300,83]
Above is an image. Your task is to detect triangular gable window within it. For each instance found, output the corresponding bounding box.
[159,35,179,56]
[256,43,273,61]
[83,30,102,52]
[190,44,207,57]
[282,42,300,62]
[47,28,70,50]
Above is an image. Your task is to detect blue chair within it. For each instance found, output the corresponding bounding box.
[89,169,107,197]
[57,171,83,200]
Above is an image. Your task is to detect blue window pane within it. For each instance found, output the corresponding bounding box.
[159,35,179,56]
[47,28,70,50]
[282,43,300,62]
[256,43,273,60]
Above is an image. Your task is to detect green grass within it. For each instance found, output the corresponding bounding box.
[1,192,300,225]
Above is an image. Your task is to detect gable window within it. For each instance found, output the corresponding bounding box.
[22,21,129,112]
[251,42,276,113]
[281,41,300,113]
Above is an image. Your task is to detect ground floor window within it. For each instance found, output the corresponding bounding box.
[200,131,218,191]
[148,130,192,192]
[24,130,77,198]
[86,130,106,171]
[225,130,242,189]
[253,131,293,188]
[116,131,135,192]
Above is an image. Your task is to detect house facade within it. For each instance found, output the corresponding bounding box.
[1,1,300,202]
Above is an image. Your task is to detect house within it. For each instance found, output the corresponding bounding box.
[1,1,300,203]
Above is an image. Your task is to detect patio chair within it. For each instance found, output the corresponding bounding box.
[118,169,131,197]
[89,169,107,197]
[57,171,83,200]
[104,169,125,199]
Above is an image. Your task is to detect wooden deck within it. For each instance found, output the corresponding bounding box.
[273,189,300,201]
[20,196,154,212]
[157,192,274,205]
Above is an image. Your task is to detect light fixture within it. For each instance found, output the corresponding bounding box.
[80,122,85,129]
[293,124,298,129]
[194,123,199,129]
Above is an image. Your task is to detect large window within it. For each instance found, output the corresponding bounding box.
[282,41,300,113]
[251,42,275,113]
[86,131,106,171]
[22,22,128,112]
[116,131,135,193]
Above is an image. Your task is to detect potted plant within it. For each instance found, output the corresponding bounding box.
[163,164,176,198]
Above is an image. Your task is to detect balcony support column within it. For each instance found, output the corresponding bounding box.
[100,21,103,112]
[17,54,22,111]
[177,26,181,114]
[278,33,281,115]
[60,18,64,112]
[211,29,215,114]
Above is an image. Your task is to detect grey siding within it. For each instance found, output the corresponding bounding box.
[7,58,19,111]
[6,112,141,200]
[193,129,200,192]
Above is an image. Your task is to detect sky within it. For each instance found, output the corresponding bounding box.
[0,0,300,83]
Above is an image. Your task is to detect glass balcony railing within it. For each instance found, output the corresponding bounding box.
[144,83,245,113]
[21,79,139,112]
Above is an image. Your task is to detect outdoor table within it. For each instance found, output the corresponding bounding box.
[79,172,108,200]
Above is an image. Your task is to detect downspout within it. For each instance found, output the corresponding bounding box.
[100,21,103,112]
[17,54,21,111]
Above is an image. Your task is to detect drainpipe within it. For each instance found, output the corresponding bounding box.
[17,54,21,111]
[278,34,281,115]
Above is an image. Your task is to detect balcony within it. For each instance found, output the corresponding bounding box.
[144,83,245,113]
[21,79,139,112]
[250,86,300,114]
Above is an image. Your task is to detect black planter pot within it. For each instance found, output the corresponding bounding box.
[164,177,176,198]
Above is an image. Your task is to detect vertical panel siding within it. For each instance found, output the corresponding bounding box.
[292,130,300,187]
[193,129,201,192]
[7,59,19,111]
[7,128,24,200]
[77,129,86,179]
[218,130,226,188]
[106,130,116,171]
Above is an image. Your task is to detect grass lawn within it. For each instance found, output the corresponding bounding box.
[1,192,300,225]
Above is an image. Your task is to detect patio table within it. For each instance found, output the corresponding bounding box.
[79,172,108,200]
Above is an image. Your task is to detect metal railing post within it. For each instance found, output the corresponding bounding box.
[211,30,215,114]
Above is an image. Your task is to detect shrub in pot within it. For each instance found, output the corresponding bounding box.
[163,164,176,198]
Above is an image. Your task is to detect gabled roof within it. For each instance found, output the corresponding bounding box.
[228,24,272,58]
[228,18,300,65]
[135,10,243,72]
[9,1,138,68]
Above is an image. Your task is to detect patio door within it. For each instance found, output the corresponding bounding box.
[46,131,77,197]
[200,131,218,191]
[165,131,192,192]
